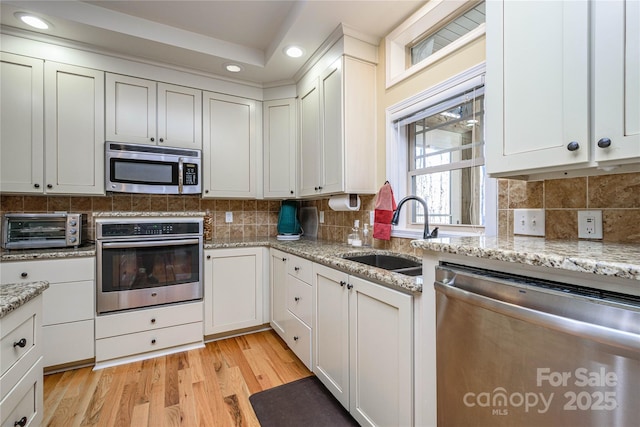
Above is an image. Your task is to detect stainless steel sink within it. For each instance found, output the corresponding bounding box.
[343,254,423,276]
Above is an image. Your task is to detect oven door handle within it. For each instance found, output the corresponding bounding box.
[101,238,201,249]
[435,281,640,353]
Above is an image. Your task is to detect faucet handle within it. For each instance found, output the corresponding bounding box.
[430,227,439,238]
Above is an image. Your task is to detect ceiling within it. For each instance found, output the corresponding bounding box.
[0,0,426,86]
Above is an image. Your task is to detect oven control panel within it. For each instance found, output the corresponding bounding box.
[97,220,202,238]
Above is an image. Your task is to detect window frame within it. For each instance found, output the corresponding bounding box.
[385,63,496,238]
[385,0,486,88]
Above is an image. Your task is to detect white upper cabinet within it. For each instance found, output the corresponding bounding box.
[487,0,640,178]
[0,53,44,193]
[593,0,640,163]
[298,55,377,197]
[44,62,105,195]
[263,98,297,198]
[486,0,590,176]
[106,74,202,149]
[0,55,104,195]
[202,92,258,198]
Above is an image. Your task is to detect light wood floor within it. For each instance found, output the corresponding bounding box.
[43,330,312,427]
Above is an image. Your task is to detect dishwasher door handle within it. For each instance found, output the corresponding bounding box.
[435,281,640,353]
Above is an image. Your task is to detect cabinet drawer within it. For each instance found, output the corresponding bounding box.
[0,258,94,284]
[286,276,312,325]
[1,306,36,378]
[95,321,203,362]
[0,357,43,427]
[285,313,312,371]
[43,321,94,368]
[95,302,203,339]
[43,280,94,325]
[287,254,312,284]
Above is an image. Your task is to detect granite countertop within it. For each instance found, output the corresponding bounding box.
[0,281,49,318]
[411,236,640,281]
[206,237,424,293]
[1,244,96,261]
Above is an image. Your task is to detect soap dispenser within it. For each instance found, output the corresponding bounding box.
[362,223,371,247]
[351,220,362,247]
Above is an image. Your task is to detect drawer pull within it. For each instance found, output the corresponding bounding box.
[339,281,346,287]
[14,416,27,427]
[347,283,353,290]
[282,257,287,262]
[13,338,27,348]
[294,266,300,271]
[151,318,156,324]
[293,336,299,341]
[20,272,28,278]
[151,339,157,344]
[294,297,300,302]
[151,292,158,297]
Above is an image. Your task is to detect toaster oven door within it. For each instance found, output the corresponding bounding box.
[3,214,69,249]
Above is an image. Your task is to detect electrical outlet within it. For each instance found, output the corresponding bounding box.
[319,211,325,223]
[369,211,375,225]
[513,209,545,237]
[225,211,233,223]
[578,210,603,239]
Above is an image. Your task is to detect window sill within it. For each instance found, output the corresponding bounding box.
[391,228,484,240]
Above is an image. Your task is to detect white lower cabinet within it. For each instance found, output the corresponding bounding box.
[313,263,413,427]
[204,247,266,335]
[269,249,289,338]
[0,257,95,369]
[0,296,43,427]
[95,302,203,366]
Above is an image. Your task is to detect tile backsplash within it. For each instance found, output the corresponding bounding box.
[498,171,640,242]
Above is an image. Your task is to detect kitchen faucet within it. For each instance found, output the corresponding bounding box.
[391,195,439,239]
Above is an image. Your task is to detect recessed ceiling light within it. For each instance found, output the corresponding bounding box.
[15,12,50,30]
[225,64,243,73]
[284,46,304,58]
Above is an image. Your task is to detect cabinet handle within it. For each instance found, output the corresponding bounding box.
[294,297,300,302]
[151,339,156,344]
[34,183,40,188]
[205,189,209,194]
[47,184,53,189]
[20,272,28,278]
[159,138,164,143]
[339,281,346,287]
[13,338,27,348]
[14,416,27,427]
[293,336,299,341]
[347,283,353,290]
[294,266,300,272]
[567,141,580,151]
[597,137,612,148]
[281,257,287,262]
[314,187,319,191]
[290,190,294,194]
[207,255,211,260]
[150,137,155,142]
[151,318,156,324]
[151,292,158,297]
[318,186,323,190]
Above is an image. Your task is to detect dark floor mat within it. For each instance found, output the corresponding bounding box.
[249,376,360,427]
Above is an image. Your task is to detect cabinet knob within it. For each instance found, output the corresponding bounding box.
[34,183,40,188]
[294,266,300,272]
[14,416,27,427]
[567,141,580,151]
[207,255,211,260]
[47,184,53,189]
[151,292,158,297]
[20,272,28,278]
[281,257,287,262]
[150,137,155,142]
[13,338,27,348]
[159,138,164,143]
[318,186,323,190]
[347,283,353,290]
[151,339,156,344]
[205,189,209,194]
[151,318,156,324]
[290,190,294,194]
[339,281,346,287]
[293,336,299,341]
[314,187,319,191]
[597,137,612,148]
[294,297,300,302]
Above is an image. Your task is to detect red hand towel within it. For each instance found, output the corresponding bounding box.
[373,182,397,240]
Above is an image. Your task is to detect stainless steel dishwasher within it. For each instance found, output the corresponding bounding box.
[435,263,640,427]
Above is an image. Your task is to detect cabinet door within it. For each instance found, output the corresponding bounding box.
[203,92,257,198]
[320,60,344,194]
[157,83,202,149]
[313,264,350,409]
[486,1,589,176]
[0,53,44,193]
[44,62,105,194]
[105,74,156,145]
[204,248,263,335]
[594,0,640,162]
[298,81,321,197]
[270,249,289,338]
[348,276,413,427]
[263,99,297,198]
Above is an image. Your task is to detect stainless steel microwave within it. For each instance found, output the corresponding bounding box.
[2,213,87,249]
[105,142,201,194]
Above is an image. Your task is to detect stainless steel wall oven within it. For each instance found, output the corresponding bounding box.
[96,217,203,314]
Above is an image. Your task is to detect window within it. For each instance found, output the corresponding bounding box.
[386,64,496,237]
[385,0,486,88]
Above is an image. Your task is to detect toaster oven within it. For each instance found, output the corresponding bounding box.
[2,213,88,249]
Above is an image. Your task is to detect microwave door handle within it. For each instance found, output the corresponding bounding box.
[102,238,201,249]
[178,157,184,194]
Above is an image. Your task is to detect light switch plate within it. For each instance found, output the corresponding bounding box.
[319,211,325,223]
[513,209,545,237]
[225,211,233,223]
[578,210,603,239]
